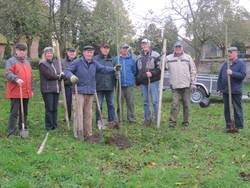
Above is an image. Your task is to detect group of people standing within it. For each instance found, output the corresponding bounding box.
[4,38,246,139]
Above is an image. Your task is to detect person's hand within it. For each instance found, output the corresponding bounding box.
[115,71,120,79]
[70,75,79,84]
[227,69,232,75]
[58,72,66,80]
[114,64,121,72]
[146,71,152,78]
[191,84,196,93]
[16,79,24,86]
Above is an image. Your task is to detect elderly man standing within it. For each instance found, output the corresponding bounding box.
[94,43,117,129]
[136,38,161,127]
[166,41,197,128]
[217,47,246,133]
[64,45,121,140]
[62,47,77,121]
[114,43,136,123]
[5,43,33,137]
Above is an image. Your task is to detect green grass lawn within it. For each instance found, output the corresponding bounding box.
[0,68,250,187]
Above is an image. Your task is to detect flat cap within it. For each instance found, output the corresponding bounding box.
[67,47,76,52]
[174,41,183,47]
[15,43,27,51]
[141,38,150,44]
[83,45,95,51]
[43,46,54,54]
[120,43,129,48]
[228,46,238,52]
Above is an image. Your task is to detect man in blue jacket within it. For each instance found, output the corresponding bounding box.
[114,43,136,123]
[64,45,121,140]
[217,47,246,133]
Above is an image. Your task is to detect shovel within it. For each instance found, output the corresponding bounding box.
[227,63,237,133]
[19,85,29,138]
[95,93,105,143]
[146,77,152,127]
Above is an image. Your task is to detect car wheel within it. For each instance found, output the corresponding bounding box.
[191,86,206,103]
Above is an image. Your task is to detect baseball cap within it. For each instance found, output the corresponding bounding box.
[141,38,151,44]
[83,45,95,51]
[100,43,110,48]
[228,46,238,52]
[15,43,27,51]
[174,41,183,47]
[120,43,129,48]
[67,47,76,52]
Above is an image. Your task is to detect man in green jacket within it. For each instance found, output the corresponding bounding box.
[94,43,118,129]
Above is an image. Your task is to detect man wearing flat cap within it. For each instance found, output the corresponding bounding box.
[5,43,33,137]
[62,47,77,121]
[64,45,121,140]
[136,38,161,127]
[94,43,117,129]
[166,40,197,128]
[217,46,246,133]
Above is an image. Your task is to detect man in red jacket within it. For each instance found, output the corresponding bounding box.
[5,43,33,137]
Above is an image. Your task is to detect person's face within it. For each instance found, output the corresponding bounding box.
[141,42,150,52]
[174,46,184,55]
[45,51,54,61]
[228,50,238,61]
[83,50,94,61]
[100,47,110,56]
[15,49,27,59]
[120,47,129,56]
[67,51,76,60]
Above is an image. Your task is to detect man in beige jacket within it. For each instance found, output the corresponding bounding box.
[166,41,197,128]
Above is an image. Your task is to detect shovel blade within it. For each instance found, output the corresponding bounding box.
[20,129,29,138]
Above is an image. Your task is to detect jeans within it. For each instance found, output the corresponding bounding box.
[42,93,59,130]
[96,90,116,122]
[8,98,29,135]
[140,81,159,122]
[65,85,72,120]
[223,93,243,129]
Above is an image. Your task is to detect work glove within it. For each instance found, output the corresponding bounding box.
[16,78,24,86]
[114,64,121,72]
[191,84,196,93]
[70,75,79,84]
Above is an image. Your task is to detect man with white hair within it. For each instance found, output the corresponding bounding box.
[136,38,161,127]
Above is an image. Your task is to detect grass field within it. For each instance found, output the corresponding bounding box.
[0,68,250,188]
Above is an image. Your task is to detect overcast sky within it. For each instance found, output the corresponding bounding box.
[125,0,250,36]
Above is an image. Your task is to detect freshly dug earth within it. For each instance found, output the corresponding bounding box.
[106,133,131,149]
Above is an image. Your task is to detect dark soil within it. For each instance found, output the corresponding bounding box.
[106,133,131,149]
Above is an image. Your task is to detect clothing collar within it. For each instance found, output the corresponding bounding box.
[174,52,184,57]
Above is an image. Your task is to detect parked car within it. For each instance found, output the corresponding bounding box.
[163,72,249,104]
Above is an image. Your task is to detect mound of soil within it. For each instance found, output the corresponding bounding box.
[106,133,131,149]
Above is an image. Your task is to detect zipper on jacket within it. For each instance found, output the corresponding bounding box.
[51,63,59,93]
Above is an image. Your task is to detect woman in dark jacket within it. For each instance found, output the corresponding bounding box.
[39,47,62,130]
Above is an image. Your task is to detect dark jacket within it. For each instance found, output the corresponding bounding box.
[94,54,115,91]
[5,56,33,99]
[136,50,161,85]
[217,58,246,94]
[64,56,115,95]
[114,53,136,87]
[39,60,61,93]
[62,57,76,86]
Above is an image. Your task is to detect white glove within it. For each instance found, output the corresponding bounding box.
[16,79,24,86]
